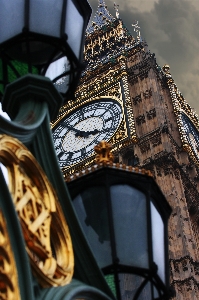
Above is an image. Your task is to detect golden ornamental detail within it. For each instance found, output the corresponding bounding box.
[122,76,137,142]
[0,135,74,287]
[162,64,171,75]
[0,209,21,300]
[109,120,127,145]
[52,67,123,125]
[166,68,198,124]
[165,67,199,165]
[94,141,114,163]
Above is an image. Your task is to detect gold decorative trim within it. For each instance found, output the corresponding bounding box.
[121,75,137,142]
[94,141,114,163]
[65,162,152,183]
[51,61,137,175]
[166,74,199,164]
[0,135,74,287]
[0,209,21,300]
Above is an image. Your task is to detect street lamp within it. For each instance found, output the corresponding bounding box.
[67,142,172,300]
[0,0,91,100]
[0,1,115,299]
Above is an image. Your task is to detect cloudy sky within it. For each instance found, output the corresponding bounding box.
[88,0,199,114]
[0,0,198,117]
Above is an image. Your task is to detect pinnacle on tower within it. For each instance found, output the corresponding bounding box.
[87,0,115,33]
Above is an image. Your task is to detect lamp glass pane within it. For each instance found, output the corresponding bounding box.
[73,186,112,268]
[29,0,62,37]
[153,285,160,299]
[150,201,165,283]
[0,59,39,95]
[104,275,117,297]
[137,281,152,300]
[110,185,149,268]
[8,60,39,82]
[0,0,24,43]
[119,273,151,300]
[65,0,84,58]
[45,56,70,93]
[0,163,9,185]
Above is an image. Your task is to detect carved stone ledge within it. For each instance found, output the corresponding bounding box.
[143,157,153,165]
[139,72,149,81]
[128,76,139,85]
[151,134,162,148]
[139,142,150,154]
[138,128,161,143]
[154,150,168,161]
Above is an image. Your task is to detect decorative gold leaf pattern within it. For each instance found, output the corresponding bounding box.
[0,135,74,287]
[0,210,21,300]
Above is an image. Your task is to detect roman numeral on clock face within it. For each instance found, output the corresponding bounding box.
[81,147,86,157]
[104,117,112,123]
[58,151,73,162]
[58,151,65,160]
[78,109,84,121]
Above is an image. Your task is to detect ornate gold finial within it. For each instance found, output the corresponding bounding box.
[132,20,141,43]
[94,140,114,163]
[162,64,171,74]
[114,2,119,19]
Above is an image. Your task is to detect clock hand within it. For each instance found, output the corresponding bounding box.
[75,128,100,138]
[61,122,100,138]
[77,128,111,138]
[88,129,99,135]
[61,123,85,136]
[61,122,78,132]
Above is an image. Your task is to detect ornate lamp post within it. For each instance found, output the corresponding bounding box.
[0,0,90,100]
[0,1,114,300]
[67,141,172,300]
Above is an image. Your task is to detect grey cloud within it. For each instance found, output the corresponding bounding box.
[88,0,199,112]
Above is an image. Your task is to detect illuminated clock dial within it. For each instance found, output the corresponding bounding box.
[181,113,199,158]
[52,100,123,168]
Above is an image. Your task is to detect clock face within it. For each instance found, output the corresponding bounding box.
[52,100,123,168]
[181,113,199,157]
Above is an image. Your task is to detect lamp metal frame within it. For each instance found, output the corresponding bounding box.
[68,167,172,300]
[0,0,91,100]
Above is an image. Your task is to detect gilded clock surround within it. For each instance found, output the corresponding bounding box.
[51,7,141,177]
[165,69,199,165]
[52,74,137,176]
[0,135,74,287]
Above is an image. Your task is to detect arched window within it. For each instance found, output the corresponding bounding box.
[123,150,139,166]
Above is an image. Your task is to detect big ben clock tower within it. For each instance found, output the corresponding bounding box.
[52,1,199,299]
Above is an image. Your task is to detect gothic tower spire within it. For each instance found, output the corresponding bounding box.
[87,0,115,33]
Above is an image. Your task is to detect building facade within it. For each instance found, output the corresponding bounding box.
[52,1,199,298]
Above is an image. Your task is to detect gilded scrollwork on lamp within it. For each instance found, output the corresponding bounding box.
[0,135,74,287]
[0,210,21,300]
